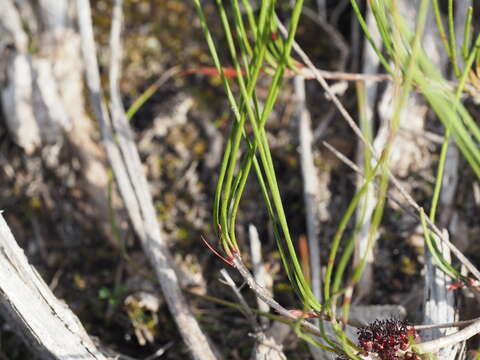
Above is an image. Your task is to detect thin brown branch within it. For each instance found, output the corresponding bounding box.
[323,141,362,174]
[220,269,260,330]
[232,255,326,337]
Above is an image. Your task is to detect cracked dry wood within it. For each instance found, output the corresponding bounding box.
[0,214,109,360]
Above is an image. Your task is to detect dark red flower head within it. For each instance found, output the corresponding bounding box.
[336,318,418,360]
[356,318,416,360]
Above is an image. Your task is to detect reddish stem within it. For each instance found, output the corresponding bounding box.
[200,235,234,266]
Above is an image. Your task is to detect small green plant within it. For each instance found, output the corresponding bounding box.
[98,285,128,307]
[194,0,480,358]
[352,0,480,280]
[192,0,325,318]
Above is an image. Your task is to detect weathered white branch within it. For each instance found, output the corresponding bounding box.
[248,224,270,320]
[423,230,460,359]
[416,319,480,354]
[222,268,287,360]
[76,1,219,359]
[353,2,382,302]
[294,75,330,360]
[295,75,322,304]
[0,213,108,360]
[421,4,471,359]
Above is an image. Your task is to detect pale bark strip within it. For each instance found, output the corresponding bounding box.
[0,0,28,51]
[35,0,70,34]
[294,75,331,360]
[416,319,480,354]
[0,53,41,154]
[421,3,471,359]
[316,0,326,19]
[295,75,322,306]
[423,231,461,359]
[35,0,112,237]
[249,224,270,321]
[248,225,289,360]
[76,1,219,359]
[1,0,112,239]
[0,214,109,360]
[0,1,39,153]
[219,269,287,360]
[0,0,69,153]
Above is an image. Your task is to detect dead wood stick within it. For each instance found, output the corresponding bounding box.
[416,319,480,354]
[76,1,219,359]
[294,75,329,360]
[219,269,287,360]
[0,214,108,360]
[352,3,382,303]
[248,224,270,320]
[295,75,322,303]
[232,255,333,339]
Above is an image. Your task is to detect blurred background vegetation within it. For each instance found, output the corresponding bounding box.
[1,0,480,359]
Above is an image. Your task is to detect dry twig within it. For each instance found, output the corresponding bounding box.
[416,319,480,354]
[295,75,322,304]
[232,255,327,338]
[0,214,108,360]
[76,1,219,359]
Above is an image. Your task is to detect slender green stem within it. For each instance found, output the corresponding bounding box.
[432,0,451,57]
[462,7,473,62]
[448,0,460,76]
[420,209,460,279]
[231,0,253,58]
[429,130,450,223]
[350,0,392,74]
[323,167,378,302]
